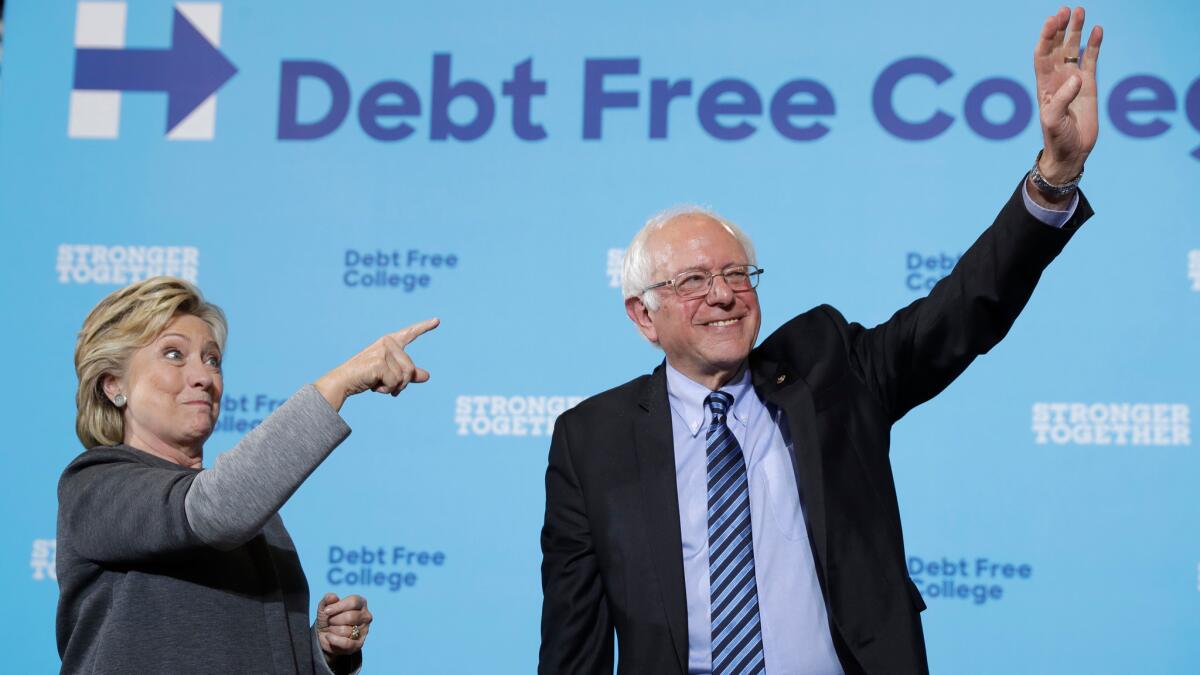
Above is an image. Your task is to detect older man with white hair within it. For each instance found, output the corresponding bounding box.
[540,7,1102,675]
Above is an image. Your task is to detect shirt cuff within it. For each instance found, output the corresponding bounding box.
[1022,177,1078,229]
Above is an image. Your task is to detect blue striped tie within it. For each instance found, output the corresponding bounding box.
[705,390,766,674]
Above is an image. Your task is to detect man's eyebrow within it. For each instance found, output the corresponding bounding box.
[673,262,747,274]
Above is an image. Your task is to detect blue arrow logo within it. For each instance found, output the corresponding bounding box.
[73,8,237,133]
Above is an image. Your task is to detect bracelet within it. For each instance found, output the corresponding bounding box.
[1029,149,1083,198]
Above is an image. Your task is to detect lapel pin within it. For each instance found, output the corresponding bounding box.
[776,374,787,384]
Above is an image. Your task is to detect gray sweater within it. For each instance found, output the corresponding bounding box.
[56,385,362,674]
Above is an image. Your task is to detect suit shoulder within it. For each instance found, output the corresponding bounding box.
[758,305,853,354]
[63,445,141,472]
[555,371,656,441]
[561,373,650,426]
[60,445,180,486]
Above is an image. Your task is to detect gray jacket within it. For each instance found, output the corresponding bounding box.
[56,385,362,674]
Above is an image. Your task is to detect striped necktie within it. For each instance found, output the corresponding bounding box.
[705,390,766,674]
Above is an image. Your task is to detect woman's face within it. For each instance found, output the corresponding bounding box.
[111,314,223,454]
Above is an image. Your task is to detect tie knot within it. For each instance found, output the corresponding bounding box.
[705,391,734,421]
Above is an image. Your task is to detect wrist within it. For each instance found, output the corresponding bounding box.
[314,373,348,412]
[1029,148,1082,202]
[1037,153,1081,185]
[1025,174,1074,208]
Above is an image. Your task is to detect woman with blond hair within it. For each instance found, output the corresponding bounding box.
[57,276,437,674]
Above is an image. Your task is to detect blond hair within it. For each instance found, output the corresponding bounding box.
[74,277,227,449]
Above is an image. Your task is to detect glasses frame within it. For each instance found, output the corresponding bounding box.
[642,264,765,299]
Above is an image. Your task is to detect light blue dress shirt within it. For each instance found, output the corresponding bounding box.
[665,184,1074,674]
[668,363,844,675]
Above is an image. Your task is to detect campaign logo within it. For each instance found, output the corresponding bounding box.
[1189,250,1200,291]
[1032,403,1191,446]
[905,251,961,292]
[455,395,583,436]
[325,545,447,593]
[908,555,1033,605]
[343,248,460,291]
[57,244,200,284]
[31,539,57,582]
[69,2,237,140]
[607,248,624,288]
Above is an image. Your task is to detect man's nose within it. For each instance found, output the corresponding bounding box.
[706,274,735,304]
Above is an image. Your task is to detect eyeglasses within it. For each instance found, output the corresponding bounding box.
[643,264,764,299]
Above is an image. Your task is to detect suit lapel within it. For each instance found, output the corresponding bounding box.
[632,364,689,673]
[751,354,830,580]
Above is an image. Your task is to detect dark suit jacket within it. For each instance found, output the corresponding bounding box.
[540,181,1093,674]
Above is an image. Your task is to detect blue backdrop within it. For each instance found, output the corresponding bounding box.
[1,1,1198,672]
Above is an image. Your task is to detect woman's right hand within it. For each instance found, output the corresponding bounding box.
[314,318,439,412]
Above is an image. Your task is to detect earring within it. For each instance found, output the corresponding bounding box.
[113,393,127,407]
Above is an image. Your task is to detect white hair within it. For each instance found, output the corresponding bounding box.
[620,205,757,311]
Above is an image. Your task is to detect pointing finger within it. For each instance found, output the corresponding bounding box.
[392,317,440,346]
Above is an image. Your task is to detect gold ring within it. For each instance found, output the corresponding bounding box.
[350,624,362,640]
[1064,56,1080,64]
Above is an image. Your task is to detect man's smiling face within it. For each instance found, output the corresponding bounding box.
[633,213,762,386]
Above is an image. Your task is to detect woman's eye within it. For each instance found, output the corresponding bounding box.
[205,355,222,368]
[164,348,183,360]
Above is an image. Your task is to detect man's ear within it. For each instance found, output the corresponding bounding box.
[624,296,659,344]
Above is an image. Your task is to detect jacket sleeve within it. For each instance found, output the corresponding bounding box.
[538,414,614,674]
[58,385,351,563]
[184,384,350,550]
[843,177,1093,423]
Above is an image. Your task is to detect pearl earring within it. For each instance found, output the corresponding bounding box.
[113,393,127,407]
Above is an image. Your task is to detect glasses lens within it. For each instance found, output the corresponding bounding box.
[674,271,710,297]
[723,266,752,290]
[746,266,762,289]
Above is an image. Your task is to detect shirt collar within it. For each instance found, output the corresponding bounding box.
[665,360,754,438]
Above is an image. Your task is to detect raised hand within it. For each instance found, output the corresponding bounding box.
[1033,6,1103,184]
[314,317,440,411]
[315,592,373,658]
